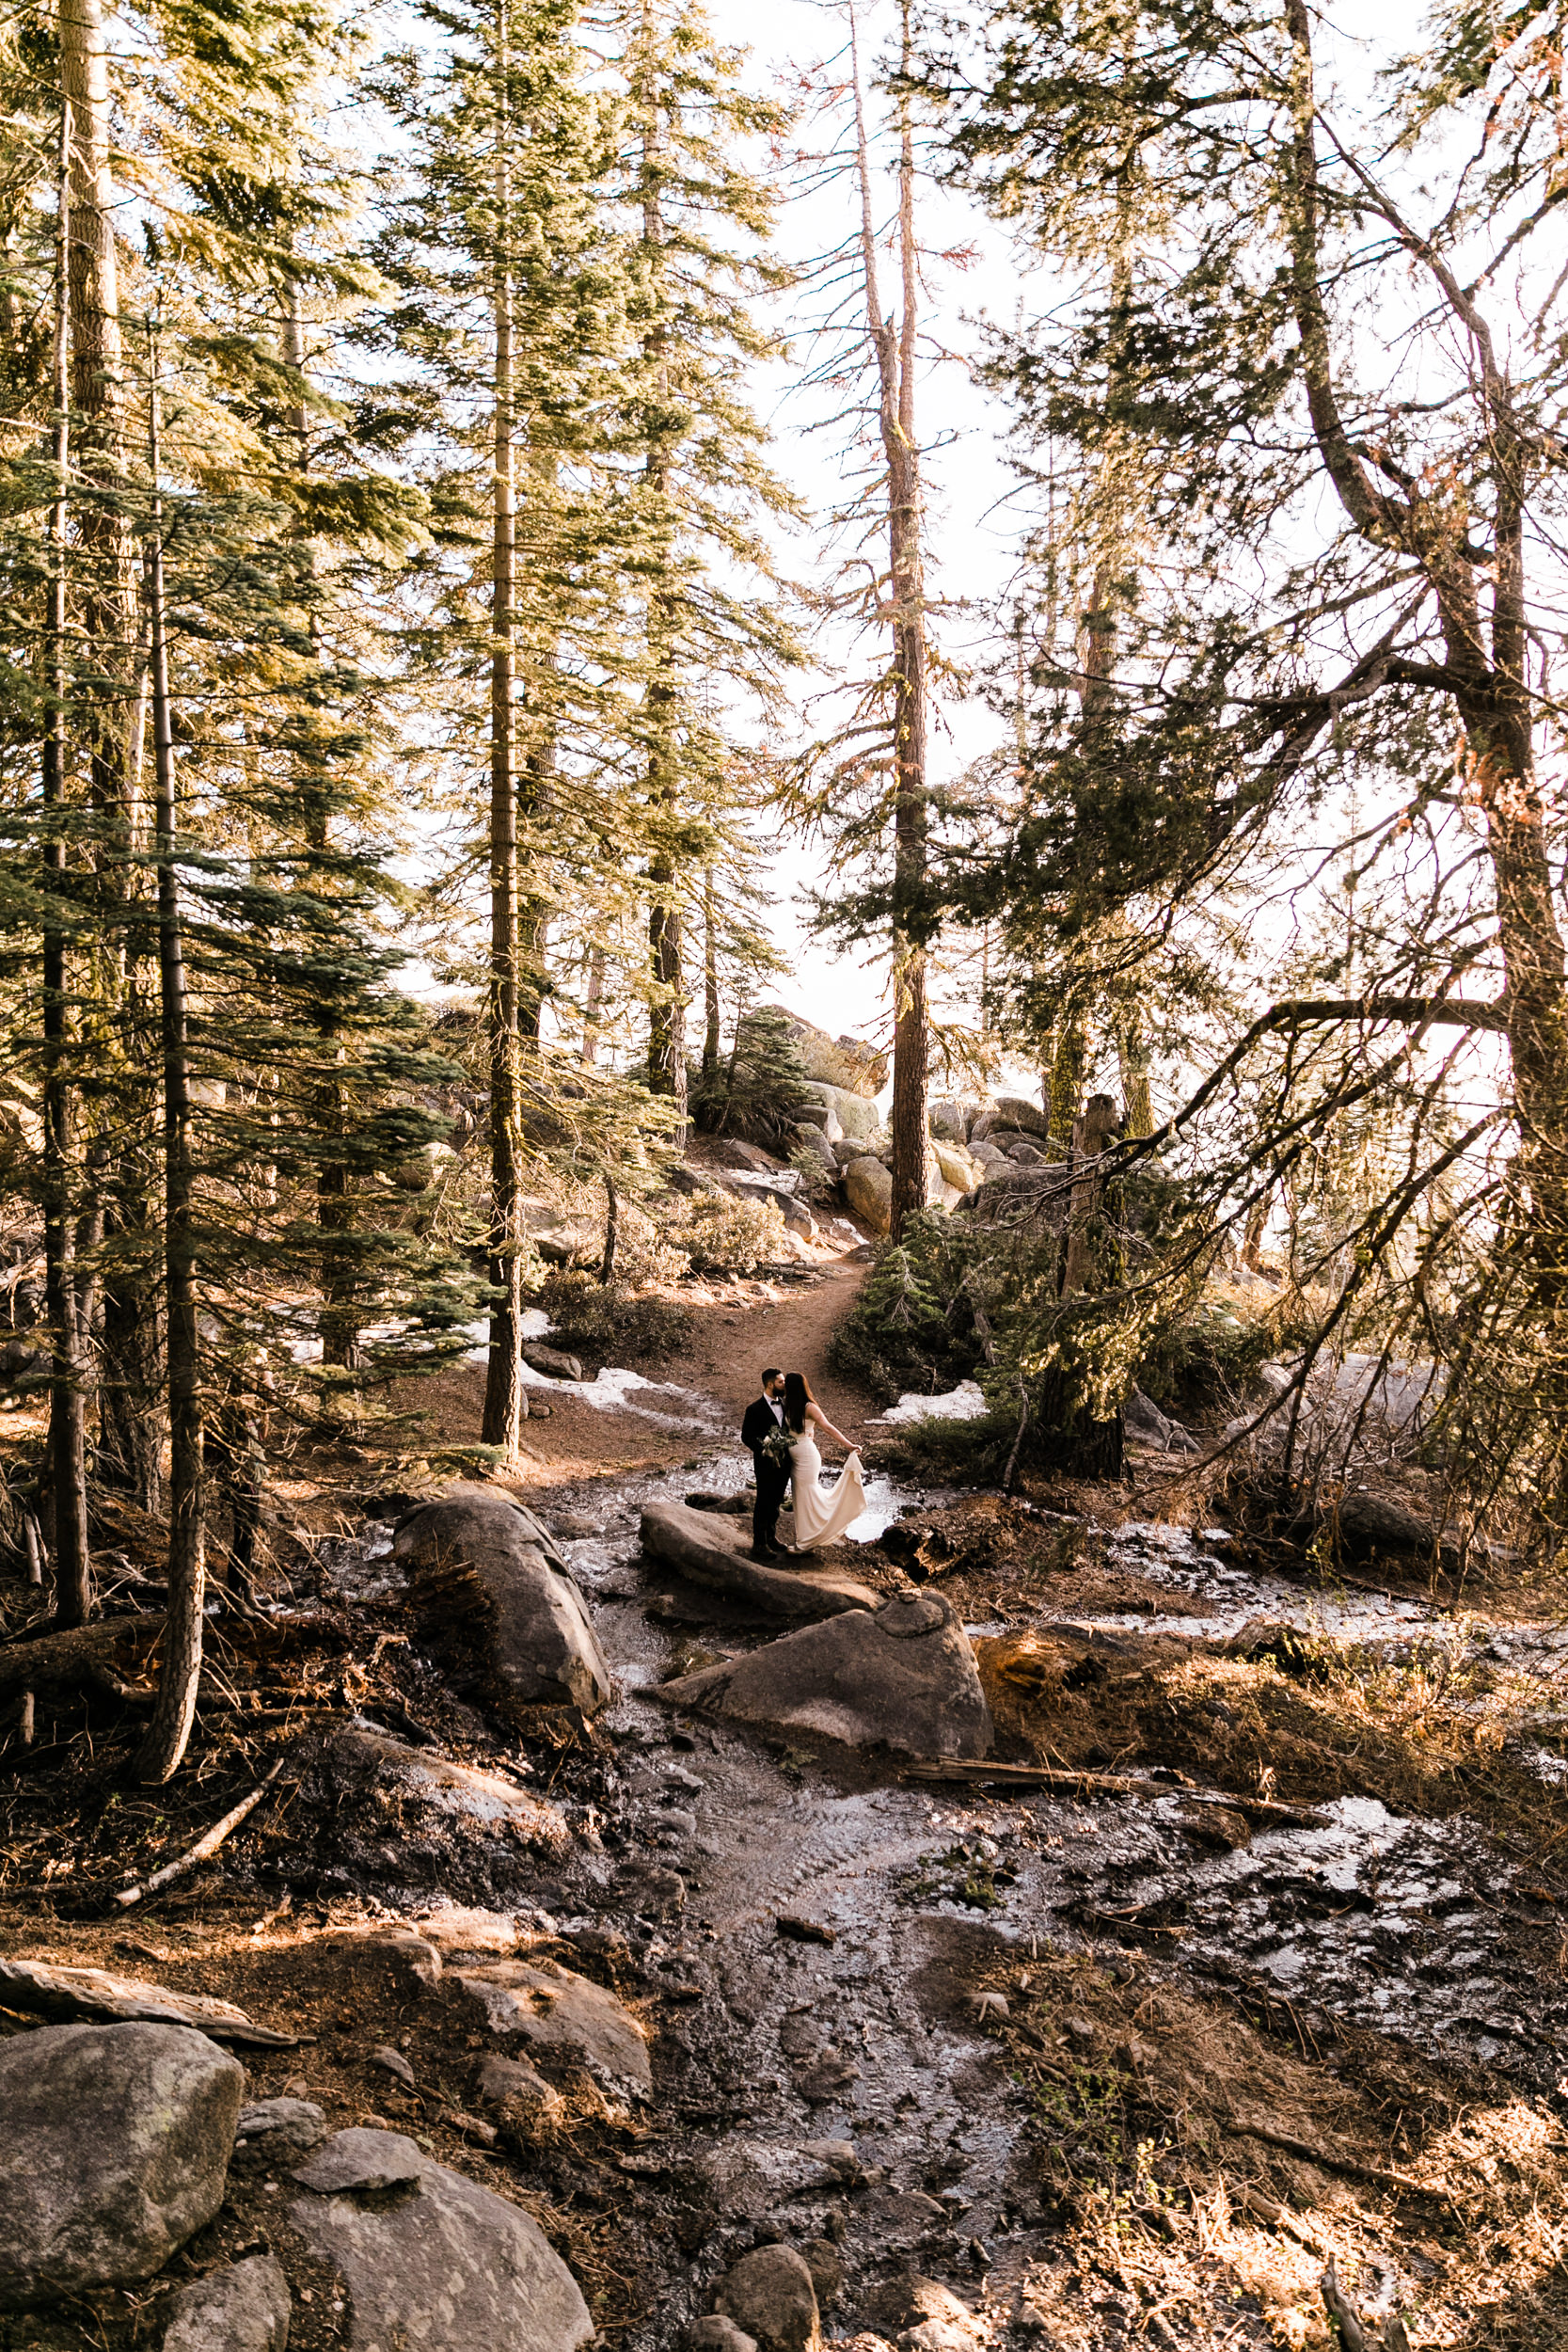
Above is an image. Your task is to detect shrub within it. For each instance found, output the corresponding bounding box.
[537,1271,692,1364]
[659,1186,786,1275]
[690,1008,814,1151]
[832,1213,996,1401]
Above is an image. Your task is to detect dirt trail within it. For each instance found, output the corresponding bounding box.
[5,1246,1568,2349]
[393,1251,879,1495]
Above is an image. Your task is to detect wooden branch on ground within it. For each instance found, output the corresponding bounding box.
[114,1758,285,1907]
[901,1758,1327,1825]
[1227,2121,1444,2200]
[1234,2185,1325,2251]
[1320,2258,1372,2352]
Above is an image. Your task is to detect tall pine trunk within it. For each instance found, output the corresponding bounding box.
[66,0,160,1514]
[852,0,928,1235]
[482,0,528,1458]
[282,285,356,1376]
[136,338,204,1784]
[702,868,721,1079]
[42,98,90,1627]
[639,57,688,1143]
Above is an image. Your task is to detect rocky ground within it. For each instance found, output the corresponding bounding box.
[1,1243,1566,2352]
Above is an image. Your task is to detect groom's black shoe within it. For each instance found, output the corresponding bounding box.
[748,1545,775,1564]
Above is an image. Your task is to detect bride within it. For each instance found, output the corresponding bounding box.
[780,1373,866,1551]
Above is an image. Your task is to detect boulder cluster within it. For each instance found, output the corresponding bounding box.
[0,2016,596,2349]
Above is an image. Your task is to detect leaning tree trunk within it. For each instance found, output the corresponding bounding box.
[41,98,90,1626]
[1283,0,1568,1297]
[135,343,204,1784]
[481,0,528,1460]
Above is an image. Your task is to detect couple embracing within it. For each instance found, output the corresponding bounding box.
[740,1368,866,1564]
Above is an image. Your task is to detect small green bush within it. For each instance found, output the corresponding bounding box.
[691,1009,814,1151]
[661,1186,786,1275]
[831,1213,994,1401]
[1140,1294,1281,1415]
[537,1271,692,1364]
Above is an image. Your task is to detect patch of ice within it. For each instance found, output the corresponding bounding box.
[874,1380,989,1425]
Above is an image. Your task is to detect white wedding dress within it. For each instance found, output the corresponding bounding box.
[787,1429,867,1549]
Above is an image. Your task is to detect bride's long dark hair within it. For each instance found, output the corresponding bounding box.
[782,1372,814,1433]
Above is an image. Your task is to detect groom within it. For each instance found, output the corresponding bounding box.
[740,1367,789,1563]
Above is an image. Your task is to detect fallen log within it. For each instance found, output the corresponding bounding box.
[901,1758,1329,1826]
[0,1955,300,2047]
[0,1613,161,1702]
[115,1757,285,1908]
[1227,2121,1445,2201]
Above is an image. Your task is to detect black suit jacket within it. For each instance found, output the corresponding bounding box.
[741,1395,785,1463]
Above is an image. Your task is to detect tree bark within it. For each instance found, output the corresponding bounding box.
[638,40,688,1141]
[702,867,721,1079]
[41,98,90,1629]
[135,336,204,1785]
[481,0,528,1459]
[852,0,928,1235]
[281,287,357,1378]
[59,0,128,829]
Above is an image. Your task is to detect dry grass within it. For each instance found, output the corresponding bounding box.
[951,1941,1568,2351]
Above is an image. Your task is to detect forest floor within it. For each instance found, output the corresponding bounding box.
[2,1226,1567,2351]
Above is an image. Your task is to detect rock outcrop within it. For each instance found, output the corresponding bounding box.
[396,1485,612,1716]
[452,1957,652,2099]
[287,2128,593,2352]
[641,1502,879,1620]
[161,2254,292,2352]
[656,1589,992,1759]
[715,2245,821,2352]
[843,1155,893,1233]
[0,2022,244,2310]
[757,1006,886,1097]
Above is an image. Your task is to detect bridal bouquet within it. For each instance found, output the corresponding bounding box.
[759,1424,796,1471]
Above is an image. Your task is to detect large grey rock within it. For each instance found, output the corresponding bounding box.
[641,1502,879,1621]
[232,2098,327,2169]
[797,1100,844,1144]
[288,2129,592,2352]
[523,1342,584,1381]
[452,1957,652,2099]
[721,1173,816,1236]
[794,1122,839,1170]
[161,2255,291,2352]
[396,1485,612,1715]
[690,2321,758,2352]
[0,2022,245,2311]
[657,1589,991,1760]
[697,2139,863,2221]
[1123,1388,1202,1456]
[930,1139,979,1194]
[758,1008,886,1098]
[865,2274,986,2351]
[927,1097,971,1144]
[843,1155,893,1233]
[715,2245,820,2352]
[0,1959,291,2047]
[972,1095,1049,1142]
[802,1080,883,1139]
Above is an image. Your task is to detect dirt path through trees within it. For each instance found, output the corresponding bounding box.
[399,1251,879,1494]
